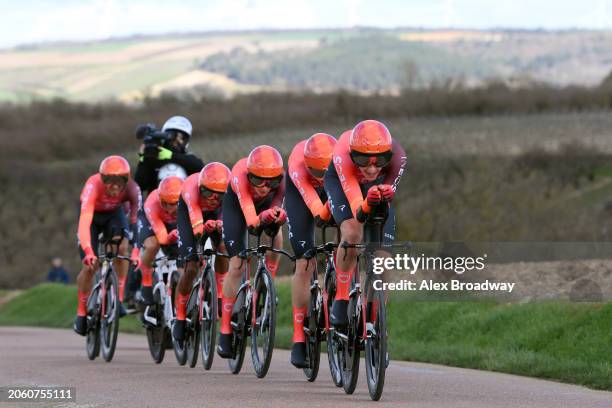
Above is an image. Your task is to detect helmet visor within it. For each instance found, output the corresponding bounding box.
[199,186,225,199]
[160,200,178,211]
[101,174,128,187]
[247,173,283,189]
[349,151,393,168]
[307,166,326,179]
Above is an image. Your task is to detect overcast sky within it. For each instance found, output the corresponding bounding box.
[3,0,612,48]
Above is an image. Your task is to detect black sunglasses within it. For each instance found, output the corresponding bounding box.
[247,173,283,189]
[101,175,128,186]
[349,151,393,168]
[307,167,326,179]
[199,186,224,198]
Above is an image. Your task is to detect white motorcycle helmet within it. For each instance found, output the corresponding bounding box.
[162,116,192,137]
[158,163,187,181]
[162,115,193,151]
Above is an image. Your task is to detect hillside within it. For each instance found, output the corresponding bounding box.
[1,29,612,102]
[198,35,493,92]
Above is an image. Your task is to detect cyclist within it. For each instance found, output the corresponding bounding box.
[135,115,204,197]
[217,145,287,358]
[138,176,184,307]
[324,120,407,328]
[172,162,231,343]
[285,133,336,368]
[74,155,142,336]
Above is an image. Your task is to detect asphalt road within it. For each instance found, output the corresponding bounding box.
[0,327,610,408]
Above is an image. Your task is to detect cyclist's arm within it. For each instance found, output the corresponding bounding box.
[270,172,286,209]
[126,180,142,224]
[77,180,98,253]
[334,149,363,218]
[182,187,204,232]
[232,162,259,226]
[289,165,325,217]
[383,140,407,189]
[146,205,170,245]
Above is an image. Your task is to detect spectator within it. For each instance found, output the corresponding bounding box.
[47,257,69,284]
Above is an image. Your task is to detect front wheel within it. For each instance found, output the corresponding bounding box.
[186,285,201,368]
[341,294,360,395]
[229,289,247,374]
[200,267,218,370]
[251,270,276,378]
[145,303,167,364]
[171,273,188,366]
[303,285,321,382]
[85,286,101,360]
[365,282,387,401]
[325,271,343,387]
[100,271,120,362]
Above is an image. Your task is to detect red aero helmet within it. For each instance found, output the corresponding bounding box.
[304,133,337,171]
[349,120,392,154]
[158,176,184,204]
[199,162,231,193]
[99,155,130,177]
[247,145,284,178]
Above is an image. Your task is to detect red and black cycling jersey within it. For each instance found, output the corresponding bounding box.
[230,157,285,227]
[288,140,327,218]
[78,174,141,252]
[181,173,223,231]
[332,131,407,218]
[143,189,177,246]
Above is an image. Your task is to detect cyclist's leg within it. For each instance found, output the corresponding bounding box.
[173,197,197,340]
[256,195,281,278]
[218,187,248,356]
[262,227,282,278]
[106,207,130,302]
[212,234,228,304]
[138,210,159,305]
[324,164,362,322]
[285,176,316,365]
[76,221,100,307]
[374,204,396,307]
[75,209,103,334]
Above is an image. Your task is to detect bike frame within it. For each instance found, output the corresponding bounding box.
[235,230,295,340]
[194,236,228,322]
[95,239,130,323]
[306,225,339,334]
[142,249,179,327]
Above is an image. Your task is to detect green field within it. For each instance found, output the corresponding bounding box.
[2,29,612,102]
[1,283,609,390]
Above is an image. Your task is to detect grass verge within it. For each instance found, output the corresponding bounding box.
[1,283,610,390]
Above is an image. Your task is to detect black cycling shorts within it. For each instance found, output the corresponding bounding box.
[324,163,396,243]
[77,204,129,259]
[177,196,221,263]
[284,176,328,259]
[137,210,177,247]
[222,186,274,258]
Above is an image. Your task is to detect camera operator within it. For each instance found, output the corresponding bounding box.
[134,115,204,196]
